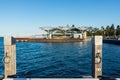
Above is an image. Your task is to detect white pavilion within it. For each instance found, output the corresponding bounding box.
[40,26,88,39]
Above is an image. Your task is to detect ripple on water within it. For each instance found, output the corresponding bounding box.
[0,38,120,77]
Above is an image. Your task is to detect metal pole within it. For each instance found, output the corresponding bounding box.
[92,36,102,78]
[4,36,16,78]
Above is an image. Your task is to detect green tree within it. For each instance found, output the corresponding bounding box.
[109,24,115,36]
[105,25,110,36]
[116,25,120,36]
[95,30,102,35]
[71,24,75,27]
[87,31,92,36]
[101,26,105,36]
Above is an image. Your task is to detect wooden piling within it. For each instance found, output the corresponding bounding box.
[4,36,16,78]
[92,36,102,78]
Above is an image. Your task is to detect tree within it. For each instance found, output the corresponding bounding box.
[109,24,115,36]
[87,31,92,36]
[101,26,105,36]
[116,25,120,36]
[95,30,102,35]
[71,24,75,27]
[105,25,110,36]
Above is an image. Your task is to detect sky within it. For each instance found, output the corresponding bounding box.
[0,0,120,36]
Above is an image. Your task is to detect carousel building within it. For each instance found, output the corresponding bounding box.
[40,26,88,39]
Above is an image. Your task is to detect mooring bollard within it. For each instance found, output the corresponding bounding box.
[92,36,102,78]
[3,36,16,78]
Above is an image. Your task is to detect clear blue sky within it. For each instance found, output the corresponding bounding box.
[0,0,120,36]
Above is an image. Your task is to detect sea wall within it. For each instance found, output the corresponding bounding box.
[15,38,84,42]
[103,39,120,45]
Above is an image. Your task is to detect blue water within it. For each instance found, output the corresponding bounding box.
[0,37,120,77]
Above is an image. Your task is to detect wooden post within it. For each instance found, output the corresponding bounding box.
[92,36,102,78]
[4,36,16,78]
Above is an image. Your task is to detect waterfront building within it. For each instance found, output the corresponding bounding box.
[40,26,88,39]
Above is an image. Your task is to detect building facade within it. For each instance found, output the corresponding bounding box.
[40,26,88,39]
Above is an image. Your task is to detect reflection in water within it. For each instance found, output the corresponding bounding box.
[79,42,87,46]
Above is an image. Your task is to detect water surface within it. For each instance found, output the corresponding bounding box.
[0,37,120,77]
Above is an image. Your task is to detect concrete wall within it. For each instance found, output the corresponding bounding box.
[73,34,82,38]
[83,32,87,39]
